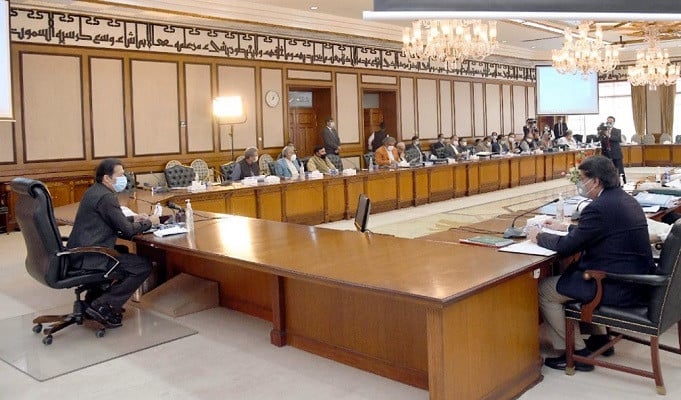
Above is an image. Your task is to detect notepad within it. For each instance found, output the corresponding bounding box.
[498,240,556,256]
[459,236,515,248]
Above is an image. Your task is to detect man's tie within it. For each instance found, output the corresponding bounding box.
[606,129,611,150]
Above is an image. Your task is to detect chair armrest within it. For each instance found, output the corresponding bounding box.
[57,246,121,278]
[578,270,669,323]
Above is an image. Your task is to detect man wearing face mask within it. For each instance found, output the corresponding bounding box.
[405,135,424,164]
[321,117,342,155]
[68,158,159,328]
[274,144,302,178]
[230,147,260,181]
[527,155,654,372]
[374,136,399,167]
[554,117,568,139]
[600,115,626,183]
[307,145,336,173]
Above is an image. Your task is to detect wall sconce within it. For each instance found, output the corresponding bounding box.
[213,96,247,161]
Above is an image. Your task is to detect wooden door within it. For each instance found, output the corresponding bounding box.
[289,108,319,157]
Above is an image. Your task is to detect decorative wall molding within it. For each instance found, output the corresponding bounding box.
[9,6,536,82]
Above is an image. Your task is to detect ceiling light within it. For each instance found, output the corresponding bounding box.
[551,21,620,76]
[627,26,681,90]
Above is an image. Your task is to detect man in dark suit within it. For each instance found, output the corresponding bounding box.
[553,117,568,139]
[527,155,654,372]
[68,158,159,327]
[321,117,341,155]
[600,115,626,183]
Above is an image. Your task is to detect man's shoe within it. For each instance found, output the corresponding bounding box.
[585,334,615,357]
[86,304,123,328]
[544,348,594,372]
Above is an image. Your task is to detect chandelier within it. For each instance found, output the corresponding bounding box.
[551,21,620,76]
[402,20,498,68]
[627,26,680,90]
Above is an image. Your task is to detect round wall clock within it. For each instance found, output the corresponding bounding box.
[265,90,280,107]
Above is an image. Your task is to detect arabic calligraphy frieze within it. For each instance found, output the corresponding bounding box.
[9,6,536,82]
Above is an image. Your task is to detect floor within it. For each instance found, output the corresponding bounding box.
[1,167,680,399]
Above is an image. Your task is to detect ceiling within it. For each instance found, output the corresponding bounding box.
[14,0,681,63]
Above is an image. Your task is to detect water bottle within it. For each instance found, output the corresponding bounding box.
[656,166,662,183]
[556,193,565,222]
[298,164,305,179]
[185,199,194,232]
[368,156,374,171]
[153,202,163,217]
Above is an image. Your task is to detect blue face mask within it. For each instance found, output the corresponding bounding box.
[112,176,128,192]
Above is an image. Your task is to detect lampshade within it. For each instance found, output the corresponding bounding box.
[213,96,246,124]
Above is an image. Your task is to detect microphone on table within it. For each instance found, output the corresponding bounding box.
[503,198,559,239]
[167,201,184,212]
[143,172,170,193]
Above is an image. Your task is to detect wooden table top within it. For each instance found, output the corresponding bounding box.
[135,215,547,307]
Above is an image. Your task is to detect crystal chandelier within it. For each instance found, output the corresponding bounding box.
[551,21,620,76]
[402,20,498,68]
[627,26,681,90]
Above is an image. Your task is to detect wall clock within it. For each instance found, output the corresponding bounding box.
[265,90,280,107]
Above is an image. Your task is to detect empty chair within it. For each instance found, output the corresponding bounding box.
[675,135,681,144]
[298,157,311,172]
[124,171,136,191]
[165,159,182,169]
[219,162,235,182]
[164,164,194,188]
[630,133,643,144]
[620,134,627,143]
[585,134,599,144]
[643,134,656,145]
[326,153,343,170]
[363,152,374,169]
[564,219,681,394]
[258,154,274,175]
[573,134,583,143]
[11,178,122,344]
[267,161,276,176]
[190,159,210,181]
[659,133,672,144]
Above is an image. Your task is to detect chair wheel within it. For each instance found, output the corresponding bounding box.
[95,328,106,338]
[42,335,53,345]
[32,324,42,334]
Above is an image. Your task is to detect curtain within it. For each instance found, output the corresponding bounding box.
[630,84,647,136]
[660,84,676,135]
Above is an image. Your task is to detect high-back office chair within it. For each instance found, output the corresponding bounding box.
[220,162,235,182]
[643,134,656,145]
[258,154,274,175]
[363,152,374,168]
[190,159,210,181]
[11,178,122,344]
[659,133,673,144]
[564,219,681,394]
[631,134,643,144]
[298,157,311,172]
[165,159,182,169]
[164,164,195,188]
[585,134,599,144]
[675,135,681,144]
[326,153,343,170]
[404,147,422,165]
[573,134,583,143]
[124,171,136,191]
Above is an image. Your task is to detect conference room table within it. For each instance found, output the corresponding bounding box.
[127,212,552,400]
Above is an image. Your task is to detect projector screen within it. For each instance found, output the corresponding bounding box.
[535,65,599,115]
[0,0,12,120]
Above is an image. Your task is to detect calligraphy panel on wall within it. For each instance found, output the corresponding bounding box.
[91,57,125,158]
[217,65,256,151]
[131,60,180,155]
[453,81,472,136]
[22,53,84,161]
[439,80,453,136]
[184,63,214,153]
[417,79,437,139]
[336,73,360,144]
[485,84,501,135]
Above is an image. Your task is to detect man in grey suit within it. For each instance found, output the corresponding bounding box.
[321,117,341,155]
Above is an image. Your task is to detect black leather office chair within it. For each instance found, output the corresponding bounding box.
[164,164,194,188]
[564,219,681,394]
[124,171,136,191]
[363,152,374,169]
[11,178,122,344]
[298,157,311,172]
[267,161,276,176]
[573,134,583,143]
[326,153,343,170]
[220,162,235,182]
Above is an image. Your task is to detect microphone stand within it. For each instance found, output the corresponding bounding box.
[503,198,559,239]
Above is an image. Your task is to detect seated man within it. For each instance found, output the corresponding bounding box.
[555,130,578,149]
[374,136,399,167]
[527,155,654,372]
[307,145,336,173]
[492,134,510,153]
[67,158,159,328]
[443,134,461,159]
[230,147,260,181]
[274,145,302,178]
[430,133,446,155]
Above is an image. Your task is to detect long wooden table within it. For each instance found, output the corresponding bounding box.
[132,215,551,399]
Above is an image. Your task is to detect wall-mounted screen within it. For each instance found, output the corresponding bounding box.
[0,0,12,120]
[535,65,599,115]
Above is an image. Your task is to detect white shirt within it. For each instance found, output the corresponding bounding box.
[285,158,299,177]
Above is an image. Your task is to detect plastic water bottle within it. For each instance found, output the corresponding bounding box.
[656,166,662,183]
[556,193,565,222]
[153,203,163,217]
[368,156,374,171]
[185,199,194,232]
[298,164,305,179]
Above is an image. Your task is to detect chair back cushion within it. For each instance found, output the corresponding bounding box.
[643,134,656,145]
[649,219,681,331]
[258,154,274,175]
[10,178,65,288]
[164,165,195,187]
[220,163,235,181]
[326,154,343,170]
[363,152,374,168]
[124,171,136,191]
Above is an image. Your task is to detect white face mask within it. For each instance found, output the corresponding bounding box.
[577,178,595,197]
[387,145,394,151]
[329,122,335,129]
[290,154,297,162]
[112,175,127,192]
[461,142,467,147]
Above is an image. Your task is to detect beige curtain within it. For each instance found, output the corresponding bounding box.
[660,84,676,135]
[630,84,647,136]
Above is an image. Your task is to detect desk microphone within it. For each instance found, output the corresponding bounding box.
[167,201,184,212]
[503,198,559,239]
[143,172,170,193]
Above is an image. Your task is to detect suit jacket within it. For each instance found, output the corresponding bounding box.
[67,183,151,270]
[306,155,335,173]
[600,127,623,160]
[519,139,536,152]
[553,122,568,138]
[537,187,654,306]
[491,141,509,153]
[231,158,260,181]
[274,157,301,178]
[370,129,387,152]
[374,145,399,166]
[321,126,341,154]
[443,143,460,159]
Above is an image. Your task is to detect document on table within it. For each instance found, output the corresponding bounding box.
[499,240,556,256]
[541,227,568,236]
